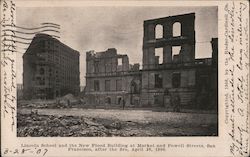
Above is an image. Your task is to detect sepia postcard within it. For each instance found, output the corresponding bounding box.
[1,0,249,156]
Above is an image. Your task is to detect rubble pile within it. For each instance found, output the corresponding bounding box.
[17,111,217,137]
[18,94,84,109]
[17,113,144,137]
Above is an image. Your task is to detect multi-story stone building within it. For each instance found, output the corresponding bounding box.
[85,13,218,110]
[140,13,218,109]
[23,34,80,99]
[85,48,141,107]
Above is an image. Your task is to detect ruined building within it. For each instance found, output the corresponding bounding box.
[85,48,141,106]
[23,34,80,99]
[85,13,218,109]
[141,13,218,109]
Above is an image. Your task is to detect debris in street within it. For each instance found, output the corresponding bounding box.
[17,111,217,137]
[18,94,83,109]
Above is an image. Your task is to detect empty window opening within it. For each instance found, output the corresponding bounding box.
[94,61,99,73]
[105,80,111,91]
[155,24,163,39]
[105,62,111,73]
[172,72,181,88]
[173,22,181,37]
[94,80,100,91]
[118,58,122,66]
[105,97,111,105]
[172,46,181,60]
[116,79,122,91]
[131,81,139,94]
[155,74,163,88]
[155,48,163,64]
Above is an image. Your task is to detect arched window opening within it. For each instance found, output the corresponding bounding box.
[155,24,163,39]
[173,22,181,37]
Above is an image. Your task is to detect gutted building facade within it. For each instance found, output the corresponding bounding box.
[85,48,141,107]
[23,34,80,99]
[85,13,218,110]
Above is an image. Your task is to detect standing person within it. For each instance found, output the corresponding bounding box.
[170,93,176,112]
[171,91,181,112]
[67,99,70,108]
[175,93,181,112]
[122,98,126,110]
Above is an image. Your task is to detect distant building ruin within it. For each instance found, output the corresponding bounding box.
[85,13,218,110]
[23,34,80,99]
[85,48,141,106]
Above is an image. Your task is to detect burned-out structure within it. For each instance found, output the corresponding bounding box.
[85,13,218,110]
[23,34,80,99]
[141,13,218,109]
[85,48,141,107]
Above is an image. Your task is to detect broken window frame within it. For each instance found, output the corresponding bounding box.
[155,48,164,64]
[172,46,181,61]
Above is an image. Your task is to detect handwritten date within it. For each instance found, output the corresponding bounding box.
[3,148,48,156]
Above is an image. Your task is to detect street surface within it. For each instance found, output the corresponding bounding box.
[18,108,218,136]
[19,108,216,125]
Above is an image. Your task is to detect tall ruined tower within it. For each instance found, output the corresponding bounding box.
[142,13,195,69]
[140,13,197,107]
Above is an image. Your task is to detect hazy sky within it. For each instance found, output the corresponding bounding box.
[16,6,218,86]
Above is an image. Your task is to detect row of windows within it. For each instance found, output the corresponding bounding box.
[155,22,181,39]
[93,79,122,91]
[44,41,77,56]
[154,73,180,88]
[93,60,123,73]
[39,66,78,76]
[38,53,78,68]
[155,46,182,64]
[91,72,181,92]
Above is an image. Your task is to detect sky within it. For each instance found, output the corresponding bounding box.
[16,6,218,86]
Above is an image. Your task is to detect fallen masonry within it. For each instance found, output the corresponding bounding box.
[17,112,218,137]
